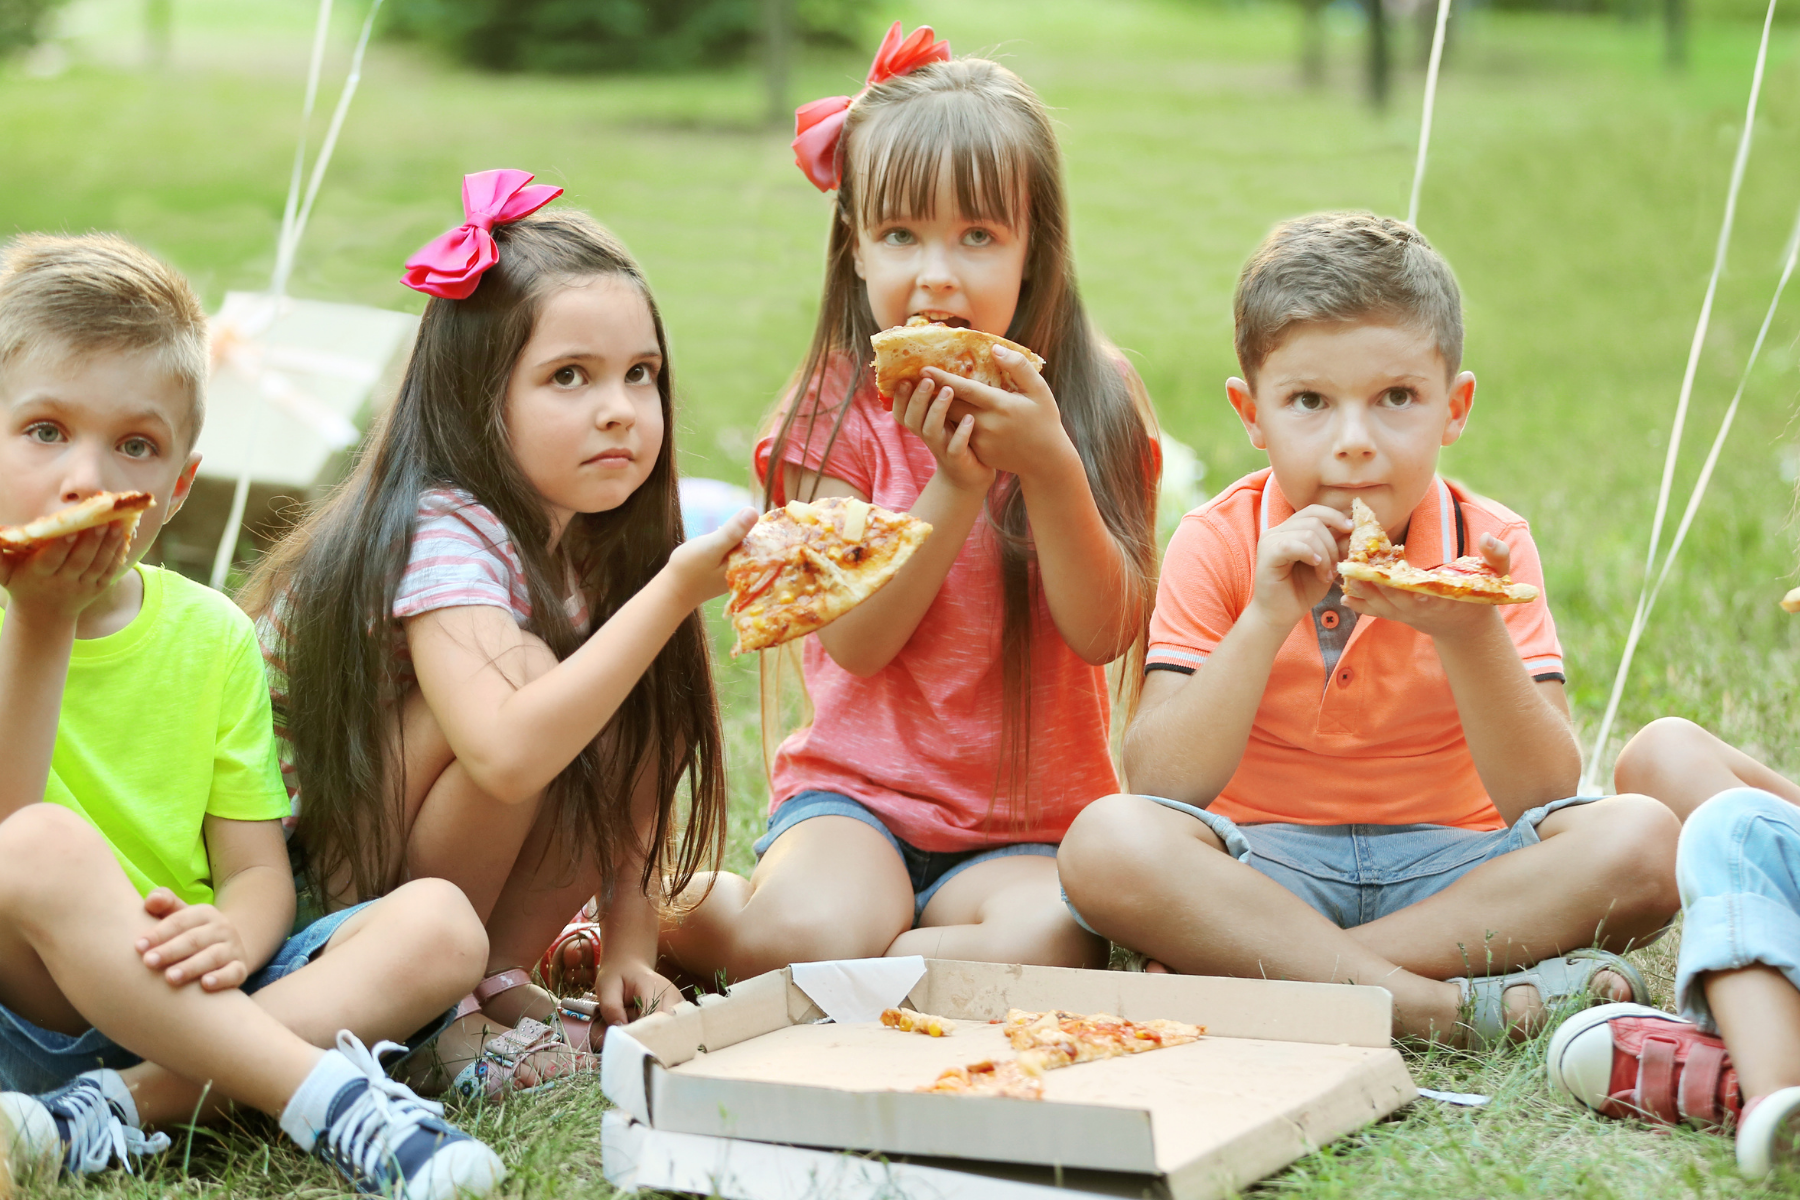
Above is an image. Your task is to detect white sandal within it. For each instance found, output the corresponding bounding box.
[1738,1085,1800,1178]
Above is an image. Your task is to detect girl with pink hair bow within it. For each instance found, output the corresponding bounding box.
[660,27,1164,983]
[244,173,754,1101]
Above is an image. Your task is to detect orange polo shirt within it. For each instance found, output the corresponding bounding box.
[1147,468,1564,831]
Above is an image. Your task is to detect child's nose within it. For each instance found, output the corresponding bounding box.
[59,452,109,502]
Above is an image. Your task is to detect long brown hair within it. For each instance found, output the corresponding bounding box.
[242,209,727,906]
[761,57,1160,816]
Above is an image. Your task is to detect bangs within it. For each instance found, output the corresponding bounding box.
[851,93,1028,231]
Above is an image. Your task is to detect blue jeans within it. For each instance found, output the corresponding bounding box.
[0,901,371,1095]
[756,790,1058,924]
[1674,787,1800,1033]
[1064,793,1598,934]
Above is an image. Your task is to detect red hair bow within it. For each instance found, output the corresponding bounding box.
[402,169,564,300]
[792,21,951,193]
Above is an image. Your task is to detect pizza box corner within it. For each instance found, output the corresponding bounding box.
[601,958,1416,1200]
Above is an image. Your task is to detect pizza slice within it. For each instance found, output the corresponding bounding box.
[725,496,931,655]
[881,1006,955,1037]
[0,491,155,556]
[1337,497,1538,605]
[870,316,1046,400]
[1002,1008,1205,1072]
[917,1058,1044,1100]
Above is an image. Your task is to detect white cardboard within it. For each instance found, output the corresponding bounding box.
[599,1025,653,1125]
[789,956,927,1025]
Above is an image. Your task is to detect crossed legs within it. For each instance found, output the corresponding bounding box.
[1057,792,1679,1042]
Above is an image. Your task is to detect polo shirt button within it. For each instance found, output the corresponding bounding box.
[1321,610,1340,630]
[1338,668,1353,686]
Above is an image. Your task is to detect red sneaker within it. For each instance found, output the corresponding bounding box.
[1547,1002,1741,1130]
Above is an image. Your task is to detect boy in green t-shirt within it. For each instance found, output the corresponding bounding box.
[0,234,503,1200]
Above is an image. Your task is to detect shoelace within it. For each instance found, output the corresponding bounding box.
[42,1076,171,1175]
[321,1031,449,1186]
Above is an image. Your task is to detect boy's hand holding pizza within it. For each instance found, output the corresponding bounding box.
[1248,504,1352,634]
[0,524,130,623]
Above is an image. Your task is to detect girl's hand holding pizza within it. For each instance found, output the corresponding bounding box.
[893,375,996,495]
[662,507,759,609]
[0,524,128,622]
[919,343,1069,481]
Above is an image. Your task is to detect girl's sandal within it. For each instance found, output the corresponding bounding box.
[1455,949,1650,1051]
[1546,1002,1741,1129]
[538,918,603,996]
[448,994,570,1103]
[475,967,599,1057]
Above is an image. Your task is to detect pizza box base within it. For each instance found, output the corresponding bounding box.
[601,960,1416,1200]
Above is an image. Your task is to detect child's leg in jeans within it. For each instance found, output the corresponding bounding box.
[1674,787,1800,1102]
[116,877,486,1126]
[893,856,1107,969]
[1614,717,1800,823]
[0,806,318,1115]
[1060,794,1675,1041]
[662,819,916,983]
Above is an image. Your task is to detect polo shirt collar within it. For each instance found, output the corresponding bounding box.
[1258,471,1456,566]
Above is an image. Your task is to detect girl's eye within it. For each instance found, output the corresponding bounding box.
[625,363,655,385]
[119,437,157,459]
[881,228,916,247]
[1293,392,1326,412]
[24,422,64,444]
[552,366,586,388]
[963,228,995,247]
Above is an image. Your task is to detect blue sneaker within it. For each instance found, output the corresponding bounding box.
[0,1068,170,1186]
[305,1032,505,1199]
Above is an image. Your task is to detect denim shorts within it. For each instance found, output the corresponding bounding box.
[1064,793,1598,935]
[1673,787,1800,1033]
[0,900,372,1095]
[755,790,1058,924]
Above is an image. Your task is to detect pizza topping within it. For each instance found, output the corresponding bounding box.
[1337,497,1539,606]
[1002,1008,1204,1070]
[0,491,156,555]
[881,1006,955,1036]
[870,322,1046,399]
[918,1058,1044,1100]
[841,498,870,543]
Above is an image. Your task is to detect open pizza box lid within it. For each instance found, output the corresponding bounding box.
[601,958,1416,1199]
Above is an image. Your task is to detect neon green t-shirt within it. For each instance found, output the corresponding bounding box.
[1,564,289,905]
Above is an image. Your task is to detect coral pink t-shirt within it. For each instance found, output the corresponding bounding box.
[754,362,1121,852]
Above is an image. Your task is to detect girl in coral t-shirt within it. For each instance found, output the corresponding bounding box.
[662,25,1161,978]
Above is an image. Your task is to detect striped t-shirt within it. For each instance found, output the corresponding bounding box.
[260,487,590,817]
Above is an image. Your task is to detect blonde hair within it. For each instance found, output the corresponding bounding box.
[762,56,1161,821]
[1234,212,1463,387]
[0,233,209,442]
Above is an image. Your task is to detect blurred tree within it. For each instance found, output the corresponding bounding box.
[145,0,171,66]
[0,0,68,58]
[1664,0,1687,64]
[1365,0,1390,108]
[383,0,872,74]
[1299,0,1326,85]
[765,0,791,125]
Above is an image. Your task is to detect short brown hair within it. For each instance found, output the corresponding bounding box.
[1234,212,1463,385]
[0,233,209,442]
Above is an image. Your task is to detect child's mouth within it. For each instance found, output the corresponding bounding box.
[912,310,970,329]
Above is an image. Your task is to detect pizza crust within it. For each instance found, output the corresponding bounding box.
[725,496,932,654]
[870,318,1045,398]
[1337,497,1538,605]
[881,1007,955,1036]
[0,491,155,555]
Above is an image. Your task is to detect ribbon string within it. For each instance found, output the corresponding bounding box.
[1407,0,1453,228]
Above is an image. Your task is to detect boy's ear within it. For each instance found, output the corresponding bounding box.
[163,451,202,521]
[1441,371,1476,447]
[1226,377,1268,450]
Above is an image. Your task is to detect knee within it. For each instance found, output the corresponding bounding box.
[0,805,111,909]
[1058,794,1172,922]
[1586,794,1682,922]
[1681,786,1796,865]
[1613,717,1709,797]
[744,905,892,970]
[379,878,488,991]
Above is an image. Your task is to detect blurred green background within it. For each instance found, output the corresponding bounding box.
[4,0,1800,825]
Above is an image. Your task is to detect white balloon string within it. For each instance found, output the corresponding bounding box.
[1407,0,1453,228]
[271,0,333,298]
[1580,0,1780,793]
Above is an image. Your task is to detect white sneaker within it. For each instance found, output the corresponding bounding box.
[307,1032,505,1200]
[1739,1085,1800,1179]
[0,1068,170,1185]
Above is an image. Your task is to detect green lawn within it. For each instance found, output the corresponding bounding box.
[5,0,1800,1195]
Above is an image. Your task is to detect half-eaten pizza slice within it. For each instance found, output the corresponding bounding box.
[1337,497,1538,605]
[0,491,155,556]
[870,316,1046,400]
[1002,1008,1205,1072]
[725,496,932,655]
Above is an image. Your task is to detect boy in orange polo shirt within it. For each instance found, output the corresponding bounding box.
[1058,212,1681,1045]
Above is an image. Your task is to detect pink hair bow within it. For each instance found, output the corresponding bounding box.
[792,21,951,193]
[402,169,564,299]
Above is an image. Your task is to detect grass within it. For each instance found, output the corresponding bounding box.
[6,0,1800,1195]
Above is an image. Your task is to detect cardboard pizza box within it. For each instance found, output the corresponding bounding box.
[601,958,1415,1200]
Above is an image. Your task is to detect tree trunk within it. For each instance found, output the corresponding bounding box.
[764,0,792,127]
[1366,0,1390,110]
[1300,0,1326,87]
[1663,0,1687,68]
